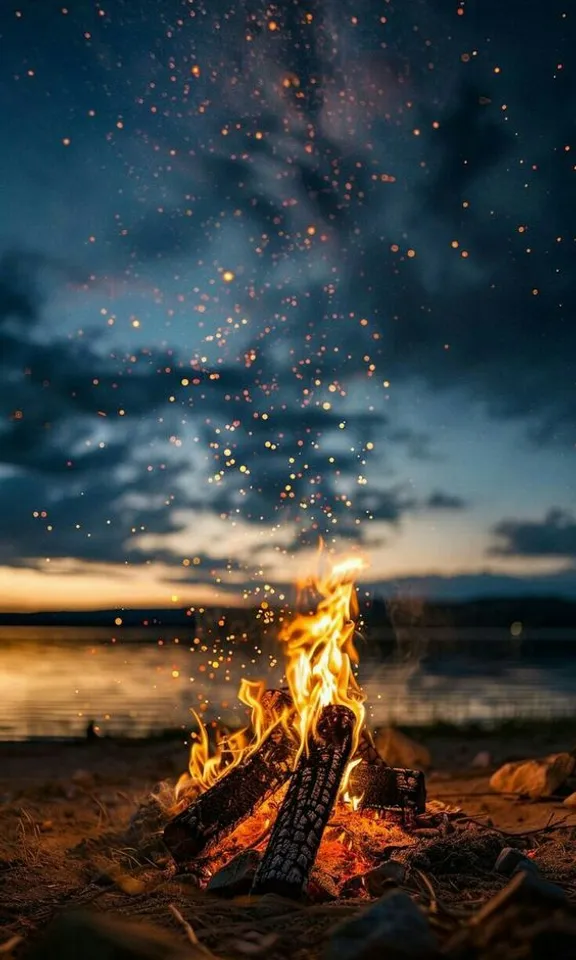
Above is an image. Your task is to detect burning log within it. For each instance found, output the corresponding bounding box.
[355,727,385,765]
[164,690,294,863]
[251,703,355,900]
[350,762,426,814]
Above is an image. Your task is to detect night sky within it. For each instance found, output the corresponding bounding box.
[0,0,574,610]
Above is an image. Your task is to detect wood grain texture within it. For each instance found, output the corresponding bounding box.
[251,704,355,899]
[164,690,295,863]
[350,763,426,814]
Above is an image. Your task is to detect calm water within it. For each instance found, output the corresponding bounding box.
[2,624,576,739]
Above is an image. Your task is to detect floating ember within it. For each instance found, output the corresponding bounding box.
[163,551,426,898]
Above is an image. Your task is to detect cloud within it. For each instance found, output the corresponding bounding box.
[0,248,424,574]
[426,492,467,511]
[492,509,576,560]
[1,0,572,593]
[0,250,196,566]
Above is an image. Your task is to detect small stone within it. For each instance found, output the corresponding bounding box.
[471,750,492,768]
[307,867,340,902]
[207,849,261,897]
[375,727,432,770]
[495,846,532,876]
[490,752,575,799]
[512,860,540,877]
[444,870,572,957]
[71,769,95,788]
[325,889,438,960]
[513,867,567,903]
[363,859,407,897]
[25,909,192,960]
[98,792,121,806]
[474,868,567,925]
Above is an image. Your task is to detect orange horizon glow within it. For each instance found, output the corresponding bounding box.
[0,513,571,613]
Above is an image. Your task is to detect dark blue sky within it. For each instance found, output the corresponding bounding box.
[0,0,575,609]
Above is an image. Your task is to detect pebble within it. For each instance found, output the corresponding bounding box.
[71,769,95,788]
[513,867,567,904]
[307,867,340,902]
[490,753,575,799]
[24,909,191,960]
[207,849,261,897]
[471,750,492,768]
[362,859,407,897]
[325,889,438,960]
[495,846,533,876]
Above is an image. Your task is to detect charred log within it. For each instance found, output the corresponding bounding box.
[355,727,386,766]
[164,690,294,863]
[350,763,426,814]
[251,704,355,900]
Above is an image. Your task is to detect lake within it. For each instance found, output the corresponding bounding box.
[1,622,576,739]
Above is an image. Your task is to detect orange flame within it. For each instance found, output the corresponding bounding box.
[280,553,366,759]
[177,549,366,800]
[175,678,276,799]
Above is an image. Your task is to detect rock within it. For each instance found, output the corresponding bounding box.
[24,909,193,960]
[471,750,492,769]
[495,846,534,876]
[512,866,567,904]
[307,867,340,902]
[477,868,567,921]
[444,869,573,958]
[207,849,261,897]
[325,889,438,960]
[374,728,432,771]
[512,859,540,878]
[563,791,576,807]
[71,769,95,789]
[362,859,407,897]
[489,752,575,799]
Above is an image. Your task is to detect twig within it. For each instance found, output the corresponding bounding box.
[413,868,438,913]
[457,814,575,838]
[168,904,218,958]
[90,794,110,827]
[0,937,23,955]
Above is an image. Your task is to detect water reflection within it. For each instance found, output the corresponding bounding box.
[1,626,576,739]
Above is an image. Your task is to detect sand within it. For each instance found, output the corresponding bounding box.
[2,730,576,957]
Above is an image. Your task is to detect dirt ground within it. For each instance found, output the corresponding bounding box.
[2,731,576,958]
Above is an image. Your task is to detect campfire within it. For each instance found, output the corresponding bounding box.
[162,554,425,899]
[5,555,576,959]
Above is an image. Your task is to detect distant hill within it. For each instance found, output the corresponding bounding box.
[1,596,576,631]
[0,608,197,628]
[368,595,576,631]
